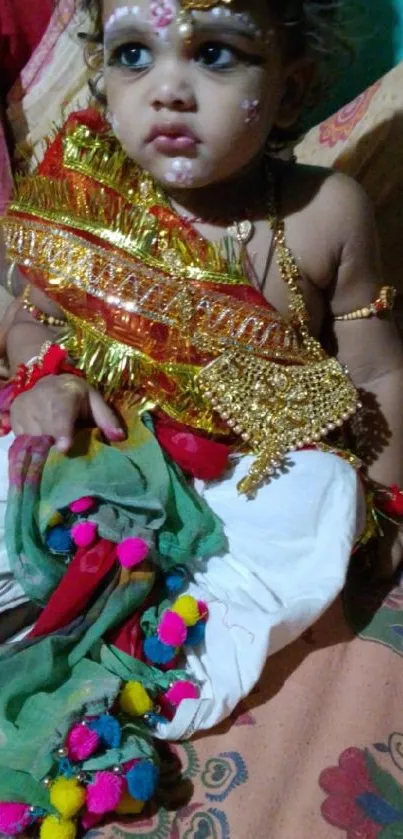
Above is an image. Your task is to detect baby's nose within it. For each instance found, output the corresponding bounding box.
[152,74,196,112]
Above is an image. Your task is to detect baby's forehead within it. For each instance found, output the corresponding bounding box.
[102,0,273,32]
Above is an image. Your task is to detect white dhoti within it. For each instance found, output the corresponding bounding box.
[156,449,364,740]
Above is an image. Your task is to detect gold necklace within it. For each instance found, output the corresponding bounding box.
[226,162,276,245]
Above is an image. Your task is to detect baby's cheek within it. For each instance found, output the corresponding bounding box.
[107,107,134,153]
[240,98,262,126]
[217,92,266,146]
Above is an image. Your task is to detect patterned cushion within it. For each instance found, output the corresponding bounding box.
[297,63,403,300]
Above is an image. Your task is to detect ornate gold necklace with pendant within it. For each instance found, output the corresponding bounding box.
[226,220,254,246]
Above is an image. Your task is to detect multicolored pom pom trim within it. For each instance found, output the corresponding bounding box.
[0,496,207,837]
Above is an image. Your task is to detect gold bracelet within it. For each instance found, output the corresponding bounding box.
[335,285,396,322]
[22,285,66,328]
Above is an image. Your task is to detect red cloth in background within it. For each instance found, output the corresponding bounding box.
[0,0,53,93]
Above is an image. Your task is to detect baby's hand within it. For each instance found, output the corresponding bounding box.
[10,374,125,451]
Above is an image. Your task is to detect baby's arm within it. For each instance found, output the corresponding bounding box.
[6,281,64,370]
[5,282,125,448]
[322,174,403,570]
[325,174,403,488]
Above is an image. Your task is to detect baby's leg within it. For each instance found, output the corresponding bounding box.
[0,433,30,640]
[156,449,365,741]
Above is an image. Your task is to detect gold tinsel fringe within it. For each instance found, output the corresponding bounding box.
[8,171,245,283]
[64,123,143,203]
[61,315,218,431]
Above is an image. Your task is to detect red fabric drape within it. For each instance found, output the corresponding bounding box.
[0,0,53,93]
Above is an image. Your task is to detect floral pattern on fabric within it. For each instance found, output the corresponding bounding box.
[344,577,403,657]
[320,744,403,838]
[318,83,381,148]
[85,741,248,837]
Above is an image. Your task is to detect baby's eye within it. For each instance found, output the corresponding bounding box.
[108,43,152,70]
[195,42,238,70]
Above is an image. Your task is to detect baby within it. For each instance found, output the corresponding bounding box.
[0,0,402,835]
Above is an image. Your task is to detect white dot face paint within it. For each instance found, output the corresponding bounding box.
[241,99,261,125]
[165,158,194,187]
[104,5,141,32]
[209,5,263,40]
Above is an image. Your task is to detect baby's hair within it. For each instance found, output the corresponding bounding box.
[274,1,347,58]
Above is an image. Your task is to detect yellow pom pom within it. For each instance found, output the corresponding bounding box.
[120,681,153,716]
[50,777,86,819]
[115,791,145,815]
[40,815,77,839]
[48,511,63,527]
[171,595,200,627]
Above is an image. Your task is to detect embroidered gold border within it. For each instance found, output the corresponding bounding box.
[3,217,307,364]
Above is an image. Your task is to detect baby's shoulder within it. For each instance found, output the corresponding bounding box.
[281,163,372,237]
[275,163,375,291]
[281,162,367,215]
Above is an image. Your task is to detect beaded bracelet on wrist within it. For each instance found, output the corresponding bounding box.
[22,285,66,328]
[334,285,396,322]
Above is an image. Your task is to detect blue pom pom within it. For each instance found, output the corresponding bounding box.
[165,567,187,594]
[144,635,176,665]
[184,621,206,647]
[126,760,159,802]
[46,525,73,554]
[144,712,167,728]
[88,714,122,748]
[57,758,75,779]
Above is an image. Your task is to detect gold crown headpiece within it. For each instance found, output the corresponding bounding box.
[181,0,233,8]
[177,0,233,39]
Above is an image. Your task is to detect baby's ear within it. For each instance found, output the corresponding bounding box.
[274,58,316,129]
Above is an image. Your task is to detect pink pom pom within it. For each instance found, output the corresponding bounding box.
[71,521,98,548]
[116,537,149,569]
[197,601,209,621]
[86,771,124,814]
[158,611,187,647]
[81,810,103,831]
[165,680,199,708]
[69,496,95,514]
[66,723,100,761]
[0,802,33,836]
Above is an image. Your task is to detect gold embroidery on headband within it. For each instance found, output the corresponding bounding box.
[181,0,232,9]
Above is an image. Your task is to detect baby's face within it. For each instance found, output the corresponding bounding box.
[103,0,291,190]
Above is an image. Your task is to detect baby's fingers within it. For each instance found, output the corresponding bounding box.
[88,388,126,441]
